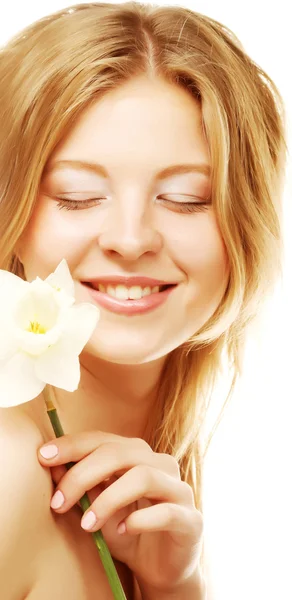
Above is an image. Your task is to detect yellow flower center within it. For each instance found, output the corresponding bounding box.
[27,320,47,334]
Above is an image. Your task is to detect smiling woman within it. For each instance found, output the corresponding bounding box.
[0,2,288,600]
[16,71,227,367]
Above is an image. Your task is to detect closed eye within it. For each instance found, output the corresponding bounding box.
[54,194,211,212]
[55,197,104,210]
[158,194,211,214]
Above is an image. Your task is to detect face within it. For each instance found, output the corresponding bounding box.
[19,75,230,364]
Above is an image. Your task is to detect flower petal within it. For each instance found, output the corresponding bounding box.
[35,341,80,391]
[16,326,63,356]
[0,352,45,407]
[15,280,60,331]
[45,259,75,298]
[61,302,100,356]
[0,320,19,360]
[0,272,30,360]
[34,302,99,391]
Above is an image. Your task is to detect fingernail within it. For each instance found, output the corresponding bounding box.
[50,490,65,509]
[40,444,58,459]
[117,521,126,534]
[81,511,97,530]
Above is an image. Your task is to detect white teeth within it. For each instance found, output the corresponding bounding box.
[142,286,151,297]
[111,285,127,300]
[97,284,162,299]
[107,285,117,298]
[128,286,144,300]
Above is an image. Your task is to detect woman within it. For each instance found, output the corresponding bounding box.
[0,2,287,599]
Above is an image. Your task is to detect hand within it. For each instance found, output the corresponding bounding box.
[38,431,204,591]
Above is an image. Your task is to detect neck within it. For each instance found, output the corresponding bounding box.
[41,352,167,442]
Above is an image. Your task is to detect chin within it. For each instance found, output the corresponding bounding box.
[83,331,173,365]
[85,341,164,365]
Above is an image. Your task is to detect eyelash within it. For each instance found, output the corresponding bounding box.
[55,196,210,213]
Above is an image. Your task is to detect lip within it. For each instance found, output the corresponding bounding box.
[82,275,177,287]
[81,282,177,316]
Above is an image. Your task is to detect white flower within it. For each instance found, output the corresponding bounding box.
[0,259,100,407]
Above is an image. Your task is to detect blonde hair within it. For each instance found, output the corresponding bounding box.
[0,1,288,581]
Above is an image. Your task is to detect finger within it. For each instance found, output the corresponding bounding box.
[49,466,102,510]
[37,430,150,465]
[120,504,204,588]
[50,466,107,510]
[49,465,86,510]
[50,464,84,509]
[48,444,182,514]
[80,465,194,532]
[120,502,202,538]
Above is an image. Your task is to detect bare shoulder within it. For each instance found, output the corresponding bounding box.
[0,406,54,598]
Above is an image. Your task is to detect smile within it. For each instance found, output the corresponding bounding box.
[81,282,177,316]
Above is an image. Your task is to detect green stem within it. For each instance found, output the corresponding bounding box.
[43,387,127,600]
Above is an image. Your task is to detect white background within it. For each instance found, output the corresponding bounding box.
[1,2,291,598]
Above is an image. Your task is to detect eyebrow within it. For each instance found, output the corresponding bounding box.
[45,159,211,179]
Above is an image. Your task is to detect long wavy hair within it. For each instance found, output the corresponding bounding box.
[0,1,288,580]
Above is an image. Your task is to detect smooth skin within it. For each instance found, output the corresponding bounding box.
[38,430,203,593]
[16,74,228,596]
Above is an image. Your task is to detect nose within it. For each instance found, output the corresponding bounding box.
[98,199,163,261]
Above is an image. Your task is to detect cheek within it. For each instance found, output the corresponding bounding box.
[168,216,229,292]
[19,201,91,280]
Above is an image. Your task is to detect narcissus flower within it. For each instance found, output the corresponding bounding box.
[0,259,99,407]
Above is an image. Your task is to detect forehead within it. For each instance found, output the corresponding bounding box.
[46,77,210,179]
